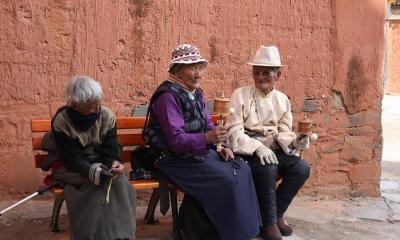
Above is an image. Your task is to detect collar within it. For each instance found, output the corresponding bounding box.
[255,86,275,98]
[167,75,196,94]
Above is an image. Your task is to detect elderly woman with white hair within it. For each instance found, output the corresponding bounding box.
[144,44,261,240]
[51,76,136,240]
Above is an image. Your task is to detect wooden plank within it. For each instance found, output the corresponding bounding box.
[32,115,218,133]
[121,150,132,162]
[131,180,159,189]
[33,132,145,150]
[31,117,147,133]
[35,150,134,168]
[32,137,43,150]
[116,117,147,129]
[52,180,160,195]
[53,188,64,195]
[31,120,51,132]
[117,133,145,146]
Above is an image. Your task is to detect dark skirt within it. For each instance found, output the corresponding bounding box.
[159,149,261,240]
[64,174,136,240]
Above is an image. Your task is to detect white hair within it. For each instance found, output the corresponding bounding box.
[66,76,103,106]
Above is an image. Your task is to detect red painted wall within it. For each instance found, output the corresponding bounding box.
[0,0,385,196]
[387,20,400,94]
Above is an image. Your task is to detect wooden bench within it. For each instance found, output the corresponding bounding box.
[31,115,220,236]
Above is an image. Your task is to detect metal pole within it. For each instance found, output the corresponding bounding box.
[0,182,57,216]
[0,192,39,216]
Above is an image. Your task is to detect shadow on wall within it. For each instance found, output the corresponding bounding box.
[346,55,368,114]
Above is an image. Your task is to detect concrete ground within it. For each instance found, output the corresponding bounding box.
[0,94,400,239]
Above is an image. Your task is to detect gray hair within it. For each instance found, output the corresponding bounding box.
[66,76,103,106]
[169,63,181,74]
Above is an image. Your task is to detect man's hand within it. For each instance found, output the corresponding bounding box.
[293,134,309,150]
[111,161,125,175]
[255,147,278,165]
[205,126,227,144]
[219,147,234,161]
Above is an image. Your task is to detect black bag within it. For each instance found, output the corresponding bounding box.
[130,145,159,180]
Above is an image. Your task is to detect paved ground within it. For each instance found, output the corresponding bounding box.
[1,94,400,239]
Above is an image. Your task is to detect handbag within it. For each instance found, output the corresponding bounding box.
[130,145,160,180]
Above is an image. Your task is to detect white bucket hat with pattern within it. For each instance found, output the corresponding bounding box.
[167,44,208,72]
[247,45,284,67]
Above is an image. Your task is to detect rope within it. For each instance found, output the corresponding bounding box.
[105,177,113,204]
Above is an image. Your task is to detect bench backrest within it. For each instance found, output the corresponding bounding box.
[31,115,220,169]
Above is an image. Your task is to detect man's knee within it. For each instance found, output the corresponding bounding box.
[296,160,310,180]
[252,163,278,179]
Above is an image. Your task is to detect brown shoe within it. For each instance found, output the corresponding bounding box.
[260,224,282,240]
[277,217,293,236]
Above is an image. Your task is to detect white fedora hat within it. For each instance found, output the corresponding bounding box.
[167,44,208,72]
[247,45,284,67]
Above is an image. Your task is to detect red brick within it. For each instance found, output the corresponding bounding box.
[340,136,374,163]
[349,163,380,183]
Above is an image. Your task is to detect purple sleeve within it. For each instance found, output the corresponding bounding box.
[153,92,209,155]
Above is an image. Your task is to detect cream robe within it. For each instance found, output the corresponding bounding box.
[226,86,297,155]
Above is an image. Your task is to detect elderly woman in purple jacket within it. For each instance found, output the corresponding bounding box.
[144,44,261,240]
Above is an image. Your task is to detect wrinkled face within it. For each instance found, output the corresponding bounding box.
[252,66,281,93]
[72,101,101,116]
[176,63,206,91]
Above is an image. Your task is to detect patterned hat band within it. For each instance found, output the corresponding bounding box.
[173,55,204,62]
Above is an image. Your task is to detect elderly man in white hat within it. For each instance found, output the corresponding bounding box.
[226,45,310,240]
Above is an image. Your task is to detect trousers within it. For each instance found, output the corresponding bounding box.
[240,149,310,226]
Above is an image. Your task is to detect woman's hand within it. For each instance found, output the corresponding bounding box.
[219,147,234,161]
[111,161,125,175]
[205,126,227,144]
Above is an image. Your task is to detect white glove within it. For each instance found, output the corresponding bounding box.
[255,147,278,165]
[293,134,310,150]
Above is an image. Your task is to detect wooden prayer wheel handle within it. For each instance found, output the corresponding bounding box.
[216,115,224,152]
[213,91,231,152]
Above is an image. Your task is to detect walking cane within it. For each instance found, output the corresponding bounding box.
[0,181,61,216]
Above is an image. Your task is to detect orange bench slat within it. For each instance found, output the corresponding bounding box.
[31,120,51,132]
[52,179,159,195]
[116,117,147,129]
[32,133,145,150]
[34,150,133,168]
[31,117,150,133]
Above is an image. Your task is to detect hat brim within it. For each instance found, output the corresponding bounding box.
[167,59,208,72]
[247,62,284,67]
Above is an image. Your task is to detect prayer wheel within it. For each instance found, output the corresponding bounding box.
[297,115,317,159]
[298,116,313,135]
[213,92,231,152]
[213,91,230,115]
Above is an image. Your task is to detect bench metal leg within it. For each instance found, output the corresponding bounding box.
[49,193,64,232]
[144,189,160,224]
[169,186,182,240]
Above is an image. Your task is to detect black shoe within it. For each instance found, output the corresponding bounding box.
[277,217,293,236]
[260,224,282,240]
